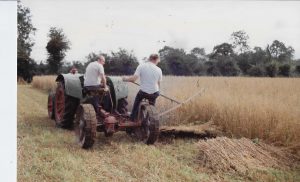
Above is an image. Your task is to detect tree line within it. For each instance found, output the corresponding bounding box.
[17,2,300,83]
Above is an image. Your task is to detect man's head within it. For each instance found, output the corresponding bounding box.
[98,55,106,65]
[149,54,160,65]
[70,66,78,74]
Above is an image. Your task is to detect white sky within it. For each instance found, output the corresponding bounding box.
[0,1,17,181]
[22,0,300,63]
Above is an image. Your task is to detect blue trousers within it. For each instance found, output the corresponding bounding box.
[130,90,159,121]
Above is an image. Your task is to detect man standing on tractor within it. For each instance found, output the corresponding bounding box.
[84,55,109,115]
[122,54,163,121]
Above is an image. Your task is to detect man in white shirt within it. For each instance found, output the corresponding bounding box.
[84,55,107,88]
[84,55,108,114]
[122,54,162,121]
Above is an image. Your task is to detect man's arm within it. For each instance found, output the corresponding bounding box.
[158,69,162,90]
[122,64,140,82]
[122,75,138,82]
[100,73,107,88]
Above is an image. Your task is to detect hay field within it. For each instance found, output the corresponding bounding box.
[31,75,300,151]
[18,85,300,181]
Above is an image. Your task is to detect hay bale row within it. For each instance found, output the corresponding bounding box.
[197,137,298,175]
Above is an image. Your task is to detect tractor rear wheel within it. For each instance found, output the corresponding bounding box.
[54,82,65,124]
[134,104,160,144]
[54,82,79,129]
[74,104,97,149]
[47,92,55,119]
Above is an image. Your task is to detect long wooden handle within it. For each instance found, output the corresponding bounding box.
[131,82,182,104]
[157,88,206,117]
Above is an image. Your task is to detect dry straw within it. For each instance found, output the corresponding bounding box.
[197,137,298,175]
[31,75,300,150]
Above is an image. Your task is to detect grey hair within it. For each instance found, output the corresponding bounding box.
[99,55,105,61]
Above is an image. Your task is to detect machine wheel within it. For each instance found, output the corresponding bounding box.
[134,104,160,144]
[74,104,97,149]
[54,82,79,129]
[54,82,65,124]
[47,92,55,119]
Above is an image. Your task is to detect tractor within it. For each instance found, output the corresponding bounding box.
[48,73,159,149]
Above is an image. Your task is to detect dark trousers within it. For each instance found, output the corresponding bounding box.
[130,90,159,121]
[84,85,102,114]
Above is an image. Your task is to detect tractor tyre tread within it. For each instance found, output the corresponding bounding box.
[81,104,97,149]
[48,92,55,119]
[145,105,160,144]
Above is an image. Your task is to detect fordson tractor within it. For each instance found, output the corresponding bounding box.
[48,73,159,149]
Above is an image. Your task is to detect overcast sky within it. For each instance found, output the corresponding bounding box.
[21,0,300,63]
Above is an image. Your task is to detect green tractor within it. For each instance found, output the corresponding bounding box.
[47,74,159,149]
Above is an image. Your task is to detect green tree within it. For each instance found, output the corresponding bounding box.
[109,49,139,75]
[216,57,240,76]
[209,43,240,76]
[267,40,294,62]
[158,46,199,75]
[17,2,36,82]
[35,61,48,75]
[46,27,70,74]
[190,47,206,59]
[230,30,250,54]
[17,58,37,82]
[251,47,268,65]
[211,43,234,58]
[72,61,85,73]
[236,52,252,74]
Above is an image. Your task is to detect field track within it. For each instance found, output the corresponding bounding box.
[18,85,300,181]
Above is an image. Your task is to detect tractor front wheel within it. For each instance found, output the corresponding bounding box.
[74,104,97,149]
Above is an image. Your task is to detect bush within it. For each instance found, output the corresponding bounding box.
[217,58,240,76]
[265,62,278,77]
[278,64,291,77]
[206,65,221,76]
[247,66,264,77]
[295,65,300,75]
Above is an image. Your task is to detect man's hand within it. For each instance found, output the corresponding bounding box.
[122,75,138,82]
[104,86,109,92]
[122,76,128,82]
